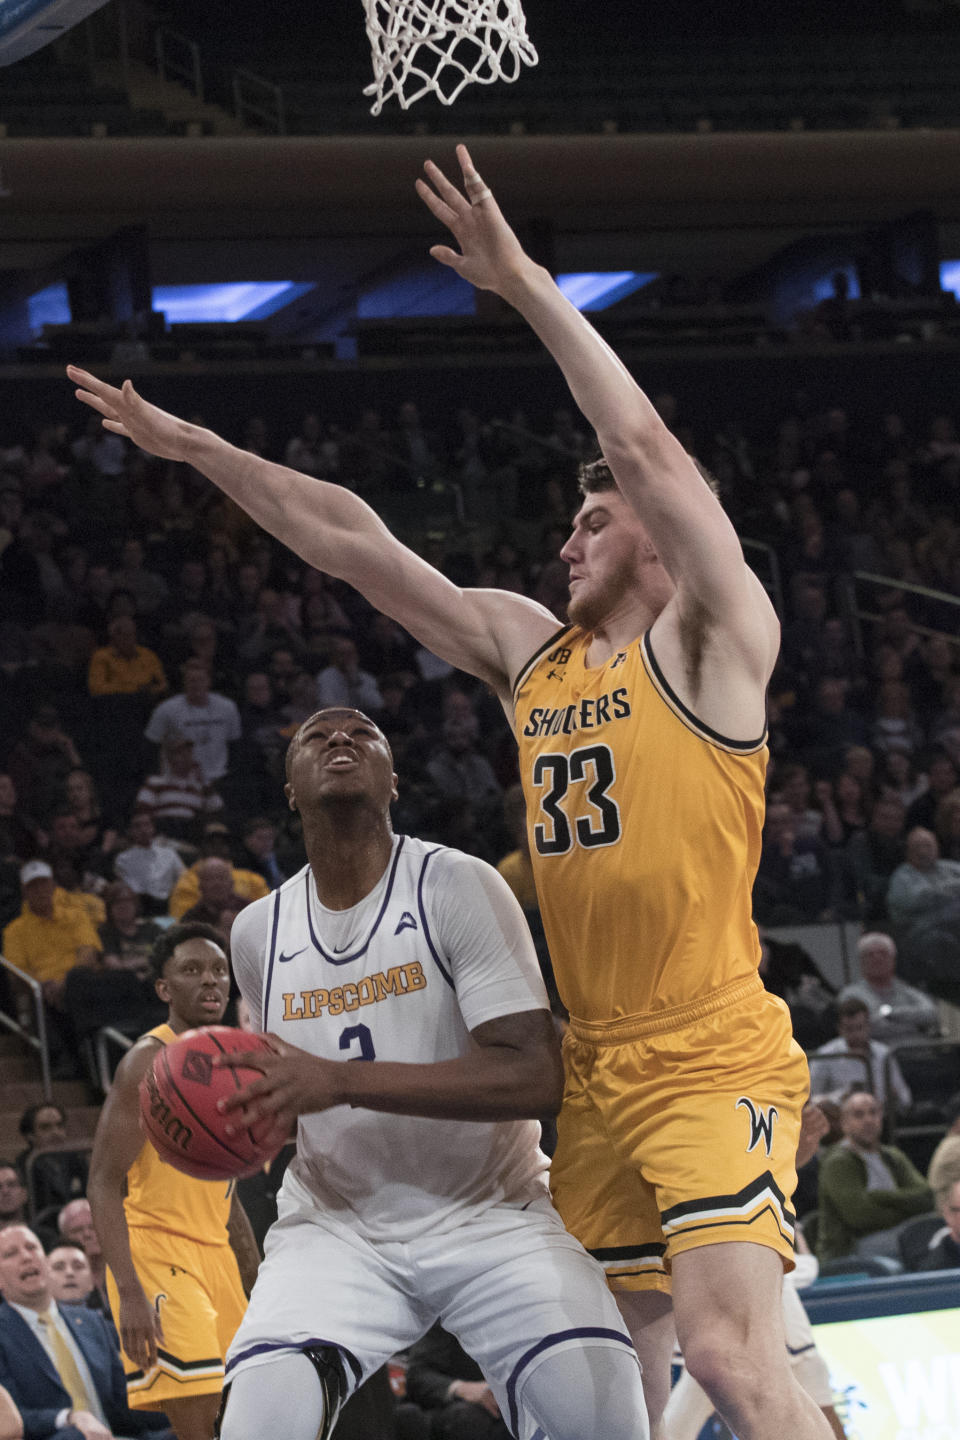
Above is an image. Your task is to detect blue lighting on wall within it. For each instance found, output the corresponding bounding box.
[557,272,659,311]
[28,281,71,335]
[940,261,960,301]
[809,265,861,304]
[152,282,311,323]
[358,267,475,318]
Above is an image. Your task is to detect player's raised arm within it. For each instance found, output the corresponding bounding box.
[417,147,773,656]
[66,366,558,699]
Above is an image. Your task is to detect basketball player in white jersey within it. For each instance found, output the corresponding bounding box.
[211,706,646,1440]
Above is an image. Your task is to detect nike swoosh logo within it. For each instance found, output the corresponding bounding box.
[331,942,353,954]
[277,947,308,964]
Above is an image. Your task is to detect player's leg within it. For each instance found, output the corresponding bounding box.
[435,1195,647,1440]
[548,1033,669,1427]
[219,1350,346,1440]
[613,1289,675,1433]
[221,1174,429,1438]
[162,1393,222,1440]
[516,1337,647,1440]
[658,1362,715,1440]
[661,1278,841,1440]
[106,1233,232,1427]
[782,1282,845,1440]
[672,1242,832,1440]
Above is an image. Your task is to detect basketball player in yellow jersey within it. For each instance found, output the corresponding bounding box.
[88,924,259,1440]
[68,147,824,1440]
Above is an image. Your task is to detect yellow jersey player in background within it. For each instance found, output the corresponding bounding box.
[68,146,822,1440]
[88,925,260,1440]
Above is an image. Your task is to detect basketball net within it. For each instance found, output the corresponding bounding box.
[362,0,538,113]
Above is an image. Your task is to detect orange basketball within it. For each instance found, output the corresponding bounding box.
[139,1026,283,1180]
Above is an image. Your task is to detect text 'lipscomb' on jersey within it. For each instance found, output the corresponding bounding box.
[282,960,427,1021]
[521,688,631,739]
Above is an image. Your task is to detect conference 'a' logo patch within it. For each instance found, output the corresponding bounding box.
[394,911,418,935]
[736,1096,778,1157]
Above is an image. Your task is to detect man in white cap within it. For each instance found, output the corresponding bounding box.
[2,860,101,1071]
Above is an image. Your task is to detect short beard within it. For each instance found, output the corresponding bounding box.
[567,554,638,631]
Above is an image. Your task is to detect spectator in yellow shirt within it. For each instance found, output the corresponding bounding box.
[167,821,269,919]
[87,615,167,698]
[2,861,101,995]
[3,860,101,1077]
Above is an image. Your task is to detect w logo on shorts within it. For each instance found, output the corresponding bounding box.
[736,1096,778,1157]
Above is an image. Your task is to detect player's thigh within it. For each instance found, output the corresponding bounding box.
[224,1205,431,1396]
[637,992,809,1272]
[200,1246,247,1360]
[550,1048,668,1294]
[434,1197,643,1440]
[671,1241,788,1376]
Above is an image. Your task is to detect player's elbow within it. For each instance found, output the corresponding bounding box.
[524,1046,565,1118]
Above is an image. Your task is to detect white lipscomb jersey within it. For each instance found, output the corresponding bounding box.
[230,835,552,1242]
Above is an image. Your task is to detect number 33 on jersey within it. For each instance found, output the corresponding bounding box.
[513,627,769,1025]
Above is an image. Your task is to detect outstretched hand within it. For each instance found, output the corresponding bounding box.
[66,365,194,463]
[416,143,530,296]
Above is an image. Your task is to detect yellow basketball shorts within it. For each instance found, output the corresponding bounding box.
[550,975,810,1295]
[108,1228,247,1409]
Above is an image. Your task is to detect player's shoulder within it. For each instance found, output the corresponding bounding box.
[406,836,513,902]
[234,861,310,936]
[510,620,581,696]
[114,1030,165,1088]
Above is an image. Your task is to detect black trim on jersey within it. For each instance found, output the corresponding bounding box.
[589,1243,666,1262]
[417,847,454,989]
[305,835,407,965]
[261,888,282,1032]
[660,1171,796,1228]
[643,629,766,752]
[127,1349,225,1384]
[511,624,574,700]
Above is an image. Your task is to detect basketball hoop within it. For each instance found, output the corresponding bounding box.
[362,0,538,113]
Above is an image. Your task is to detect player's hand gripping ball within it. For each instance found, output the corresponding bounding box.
[139,1026,283,1180]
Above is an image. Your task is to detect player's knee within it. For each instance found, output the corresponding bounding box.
[519,1342,648,1440]
[682,1335,769,1422]
[218,1349,346,1440]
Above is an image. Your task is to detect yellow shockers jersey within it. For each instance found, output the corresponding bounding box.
[124,1024,233,1245]
[514,626,768,1025]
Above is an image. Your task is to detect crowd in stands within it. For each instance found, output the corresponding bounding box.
[0,379,959,1434]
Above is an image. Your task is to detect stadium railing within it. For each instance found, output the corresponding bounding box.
[0,954,52,1101]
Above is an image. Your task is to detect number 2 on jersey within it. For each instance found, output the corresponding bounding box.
[339,1023,376,1061]
[532,743,622,855]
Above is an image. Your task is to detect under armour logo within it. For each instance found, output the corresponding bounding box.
[394,911,418,935]
[610,652,627,669]
[181,1050,213,1086]
[737,1096,779,1157]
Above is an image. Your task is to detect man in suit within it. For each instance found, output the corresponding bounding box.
[0,1225,172,1440]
